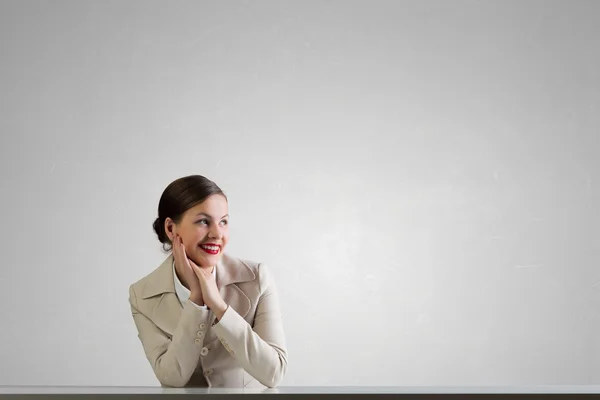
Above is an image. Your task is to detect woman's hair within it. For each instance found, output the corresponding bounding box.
[153,175,227,252]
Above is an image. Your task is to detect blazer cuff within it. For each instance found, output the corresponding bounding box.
[211,305,246,341]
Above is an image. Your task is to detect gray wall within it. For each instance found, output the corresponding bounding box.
[1,0,599,387]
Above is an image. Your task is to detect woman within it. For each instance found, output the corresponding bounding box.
[128,175,287,388]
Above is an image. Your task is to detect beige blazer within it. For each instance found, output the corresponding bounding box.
[128,253,288,388]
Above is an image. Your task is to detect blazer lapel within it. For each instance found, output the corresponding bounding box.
[140,254,182,337]
[208,254,256,327]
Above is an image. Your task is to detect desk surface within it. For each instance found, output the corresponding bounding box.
[1,385,600,394]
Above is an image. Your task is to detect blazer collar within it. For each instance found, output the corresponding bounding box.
[216,253,256,288]
[141,252,255,299]
[141,255,175,299]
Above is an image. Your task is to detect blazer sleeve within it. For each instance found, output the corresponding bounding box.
[211,263,288,388]
[129,286,212,387]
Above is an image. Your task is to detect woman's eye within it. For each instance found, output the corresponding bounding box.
[196,219,208,225]
[220,220,228,225]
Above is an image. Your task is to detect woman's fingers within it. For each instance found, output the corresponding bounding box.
[172,234,183,262]
[192,263,211,279]
[173,234,201,292]
[179,237,188,257]
[175,236,190,268]
[191,263,203,280]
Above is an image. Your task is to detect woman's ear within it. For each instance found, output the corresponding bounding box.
[164,218,176,241]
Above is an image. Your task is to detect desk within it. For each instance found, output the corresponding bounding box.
[0,386,599,399]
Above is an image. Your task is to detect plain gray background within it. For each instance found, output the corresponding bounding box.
[1,0,599,387]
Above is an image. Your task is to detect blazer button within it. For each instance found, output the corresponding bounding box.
[204,368,213,377]
[198,323,206,330]
[200,347,209,356]
[195,338,201,344]
[196,330,204,338]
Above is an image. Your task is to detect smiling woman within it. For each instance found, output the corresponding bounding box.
[128,175,288,388]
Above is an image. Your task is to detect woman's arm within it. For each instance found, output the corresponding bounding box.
[211,263,288,388]
[129,286,211,387]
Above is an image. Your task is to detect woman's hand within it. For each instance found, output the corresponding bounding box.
[192,265,228,319]
[172,233,204,306]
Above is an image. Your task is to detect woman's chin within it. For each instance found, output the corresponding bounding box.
[194,250,222,267]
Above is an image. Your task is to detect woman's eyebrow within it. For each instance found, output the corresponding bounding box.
[195,212,229,219]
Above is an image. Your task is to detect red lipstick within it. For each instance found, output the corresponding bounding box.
[199,243,221,255]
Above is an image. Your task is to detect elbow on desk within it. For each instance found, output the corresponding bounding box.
[157,375,188,388]
[152,361,191,388]
[261,351,288,388]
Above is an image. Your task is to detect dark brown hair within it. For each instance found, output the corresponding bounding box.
[153,175,227,252]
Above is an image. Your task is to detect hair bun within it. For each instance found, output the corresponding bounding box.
[153,217,165,243]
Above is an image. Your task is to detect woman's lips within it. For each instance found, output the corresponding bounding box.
[199,244,220,255]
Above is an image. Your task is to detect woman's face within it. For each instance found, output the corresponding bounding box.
[167,194,229,268]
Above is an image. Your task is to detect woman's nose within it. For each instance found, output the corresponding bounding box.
[208,225,221,239]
